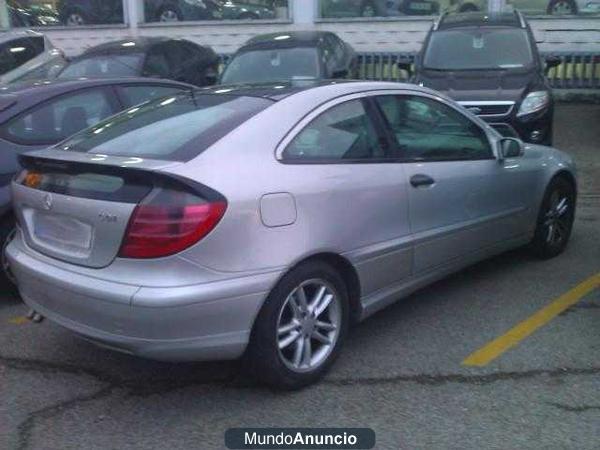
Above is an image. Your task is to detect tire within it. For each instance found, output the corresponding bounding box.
[0,215,18,297]
[64,9,88,26]
[547,0,578,15]
[157,6,182,22]
[244,261,350,390]
[529,176,576,259]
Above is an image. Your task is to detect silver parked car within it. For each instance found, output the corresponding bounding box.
[7,81,576,388]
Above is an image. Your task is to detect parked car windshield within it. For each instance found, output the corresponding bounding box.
[57,92,273,161]
[58,54,142,78]
[220,47,320,84]
[423,29,534,70]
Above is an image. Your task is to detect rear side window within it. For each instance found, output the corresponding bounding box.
[283,99,385,162]
[4,88,115,145]
[58,93,273,161]
[118,84,189,107]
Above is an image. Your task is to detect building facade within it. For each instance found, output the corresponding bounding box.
[0,0,598,56]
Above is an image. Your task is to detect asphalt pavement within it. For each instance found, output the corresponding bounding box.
[1,103,599,450]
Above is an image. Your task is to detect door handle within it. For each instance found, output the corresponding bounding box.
[410,174,435,188]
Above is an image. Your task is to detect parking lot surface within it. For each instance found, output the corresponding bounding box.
[1,103,599,450]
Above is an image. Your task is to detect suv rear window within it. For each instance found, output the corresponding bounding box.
[58,92,273,161]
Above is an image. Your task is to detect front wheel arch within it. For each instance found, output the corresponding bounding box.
[264,253,362,326]
[553,170,577,197]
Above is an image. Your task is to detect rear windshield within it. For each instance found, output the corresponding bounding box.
[57,92,272,161]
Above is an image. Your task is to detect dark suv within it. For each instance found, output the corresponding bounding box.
[403,11,560,145]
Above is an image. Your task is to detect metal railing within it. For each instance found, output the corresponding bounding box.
[218,52,600,89]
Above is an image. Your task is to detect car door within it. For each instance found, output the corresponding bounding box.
[372,92,531,274]
[279,95,412,297]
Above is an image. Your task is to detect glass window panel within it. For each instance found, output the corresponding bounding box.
[509,0,600,16]
[283,99,385,161]
[7,1,126,27]
[375,95,492,161]
[143,0,288,23]
[318,0,441,18]
[3,88,114,145]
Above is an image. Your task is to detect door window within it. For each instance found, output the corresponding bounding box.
[118,84,188,107]
[375,95,492,161]
[283,99,385,161]
[3,89,114,145]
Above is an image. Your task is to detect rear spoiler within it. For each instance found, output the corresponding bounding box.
[18,153,225,203]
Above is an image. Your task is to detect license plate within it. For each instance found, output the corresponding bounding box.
[33,212,92,251]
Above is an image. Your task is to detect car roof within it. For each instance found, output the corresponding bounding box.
[0,77,193,118]
[81,37,203,56]
[437,12,526,30]
[196,79,433,102]
[240,31,334,52]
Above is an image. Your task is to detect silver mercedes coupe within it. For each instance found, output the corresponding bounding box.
[7,81,576,388]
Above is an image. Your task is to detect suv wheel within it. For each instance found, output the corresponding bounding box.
[245,261,349,389]
[158,6,182,22]
[530,176,575,259]
[65,10,87,26]
[547,0,578,14]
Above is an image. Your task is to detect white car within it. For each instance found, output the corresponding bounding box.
[0,30,67,85]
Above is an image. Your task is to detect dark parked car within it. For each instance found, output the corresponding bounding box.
[9,0,61,27]
[145,0,276,22]
[0,77,193,287]
[58,0,124,26]
[402,11,559,145]
[220,31,358,85]
[57,38,219,87]
[321,0,440,18]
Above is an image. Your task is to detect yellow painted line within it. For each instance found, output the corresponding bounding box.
[463,272,600,367]
[8,316,28,325]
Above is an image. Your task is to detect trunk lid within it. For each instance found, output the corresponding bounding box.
[12,151,182,268]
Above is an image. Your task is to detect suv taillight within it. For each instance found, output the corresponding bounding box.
[119,187,226,259]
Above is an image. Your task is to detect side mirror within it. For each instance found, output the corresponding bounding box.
[544,55,561,73]
[397,57,413,76]
[498,137,524,159]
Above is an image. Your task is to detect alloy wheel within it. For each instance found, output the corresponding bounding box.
[66,13,85,26]
[159,9,180,22]
[551,1,575,14]
[276,279,341,373]
[543,190,570,247]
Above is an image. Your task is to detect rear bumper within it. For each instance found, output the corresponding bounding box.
[7,235,280,362]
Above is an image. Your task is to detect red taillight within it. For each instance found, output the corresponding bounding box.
[119,189,226,259]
